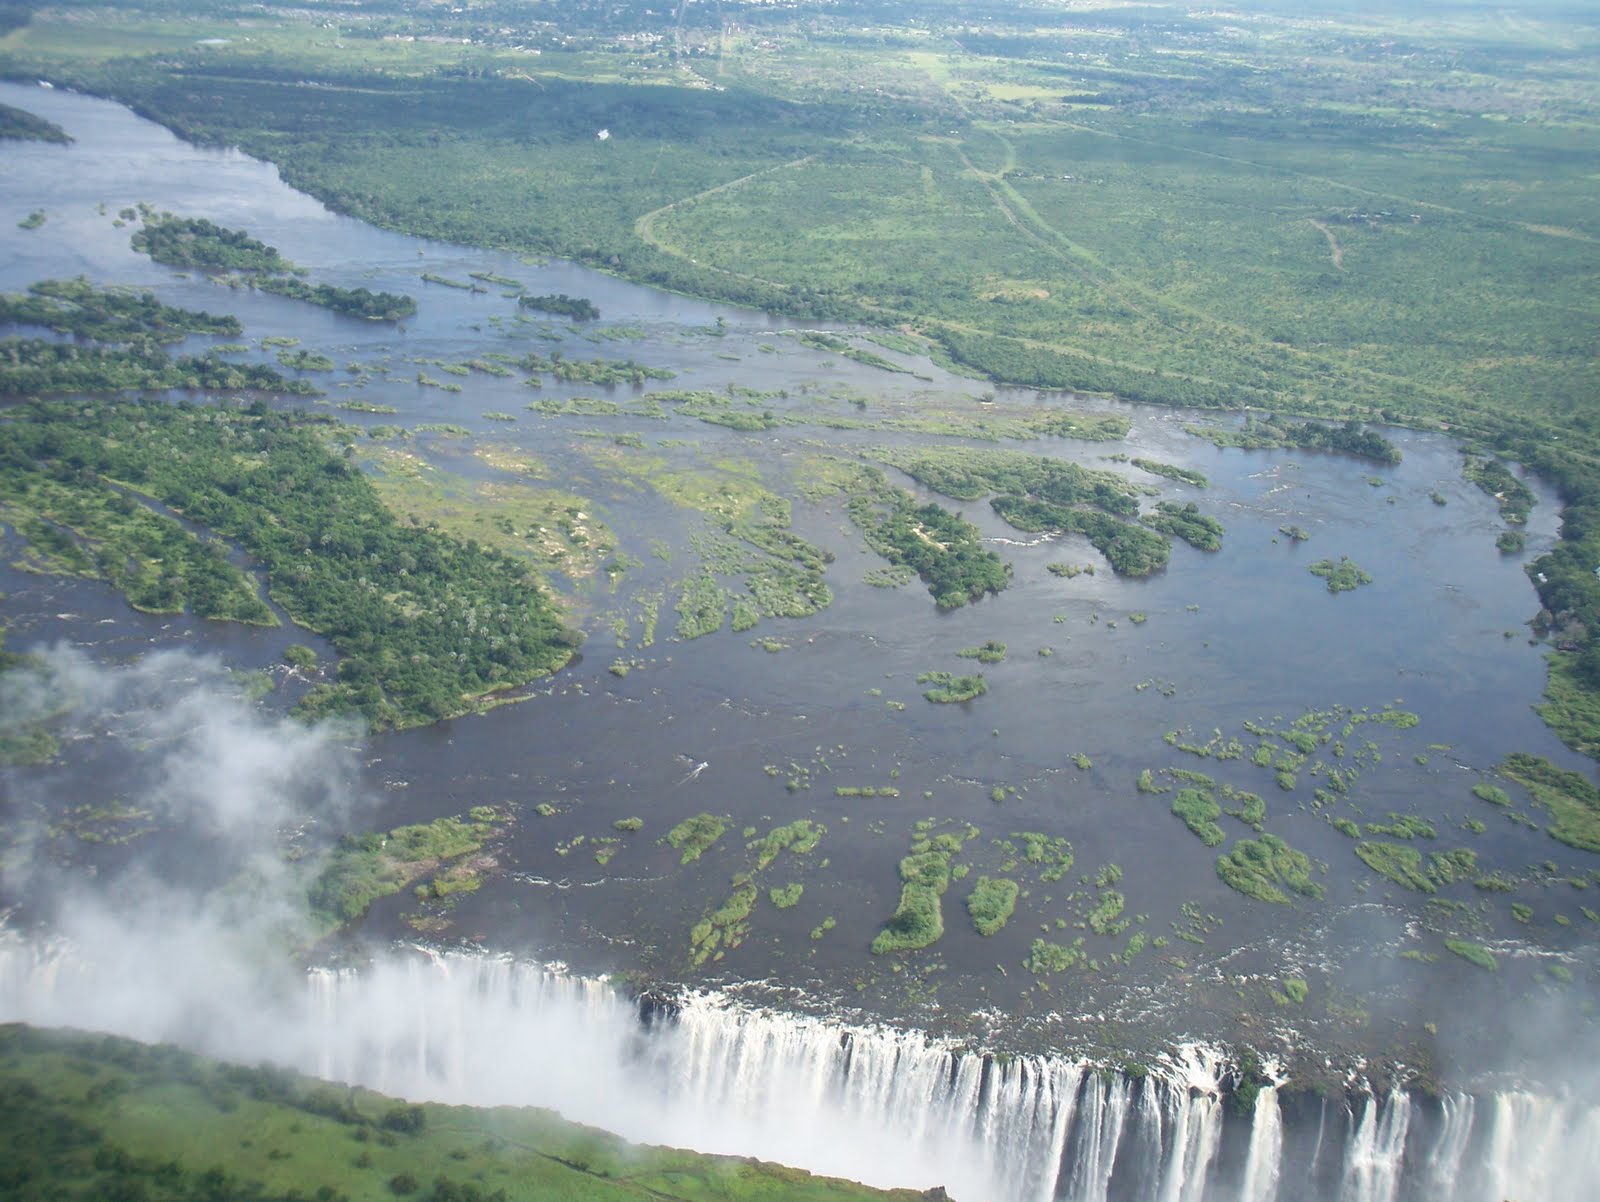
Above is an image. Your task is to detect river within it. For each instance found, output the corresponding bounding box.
[3,79,1597,1177]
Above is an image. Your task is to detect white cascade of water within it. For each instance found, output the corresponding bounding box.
[1106,1071,1169,1202]
[974,1053,1084,1202]
[1306,1098,1328,1181]
[1338,1091,1410,1202]
[1421,1093,1473,1201]
[1481,1090,1600,1202]
[1237,1085,1282,1202]
[1485,1092,1552,1202]
[661,987,1069,1202]
[1061,1071,1132,1202]
[1157,1047,1225,1202]
[303,953,640,1111]
[12,935,1600,1202]
[311,952,1021,1201]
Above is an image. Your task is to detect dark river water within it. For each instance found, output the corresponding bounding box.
[3,80,1595,1079]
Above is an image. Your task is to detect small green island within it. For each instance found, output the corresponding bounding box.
[306,808,509,933]
[518,292,599,320]
[1308,557,1374,593]
[917,671,988,703]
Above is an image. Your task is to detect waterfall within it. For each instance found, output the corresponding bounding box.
[1482,1090,1600,1202]
[1421,1093,1472,1201]
[1157,1047,1225,1202]
[1062,1071,1131,1202]
[1238,1085,1281,1202]
[1339,1091,1410,1202]
[4,935,1600,1202]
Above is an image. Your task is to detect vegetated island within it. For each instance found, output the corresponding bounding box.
[521,350,673,386]
[1464,455,1536,524]
[132,211,297,272]
[132,211,417,320]
[917,671,987,703]
[1183,417,1402,465]
[955,640,1007,664]
[871,446,1172,576]
[1141,501,1224,552]
[1,394,579,727]
[1308,556,1373,593]
[518,291,599,320]
[871,824,977,954]
[0,100,70,143]
[0,1024,928,1202]
[1,276,241,342]
[965,875,1020,935]
[1130,458,1207,488]
[838,463,1011,609]
[0,278,287,399]
[306,807,510,934]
